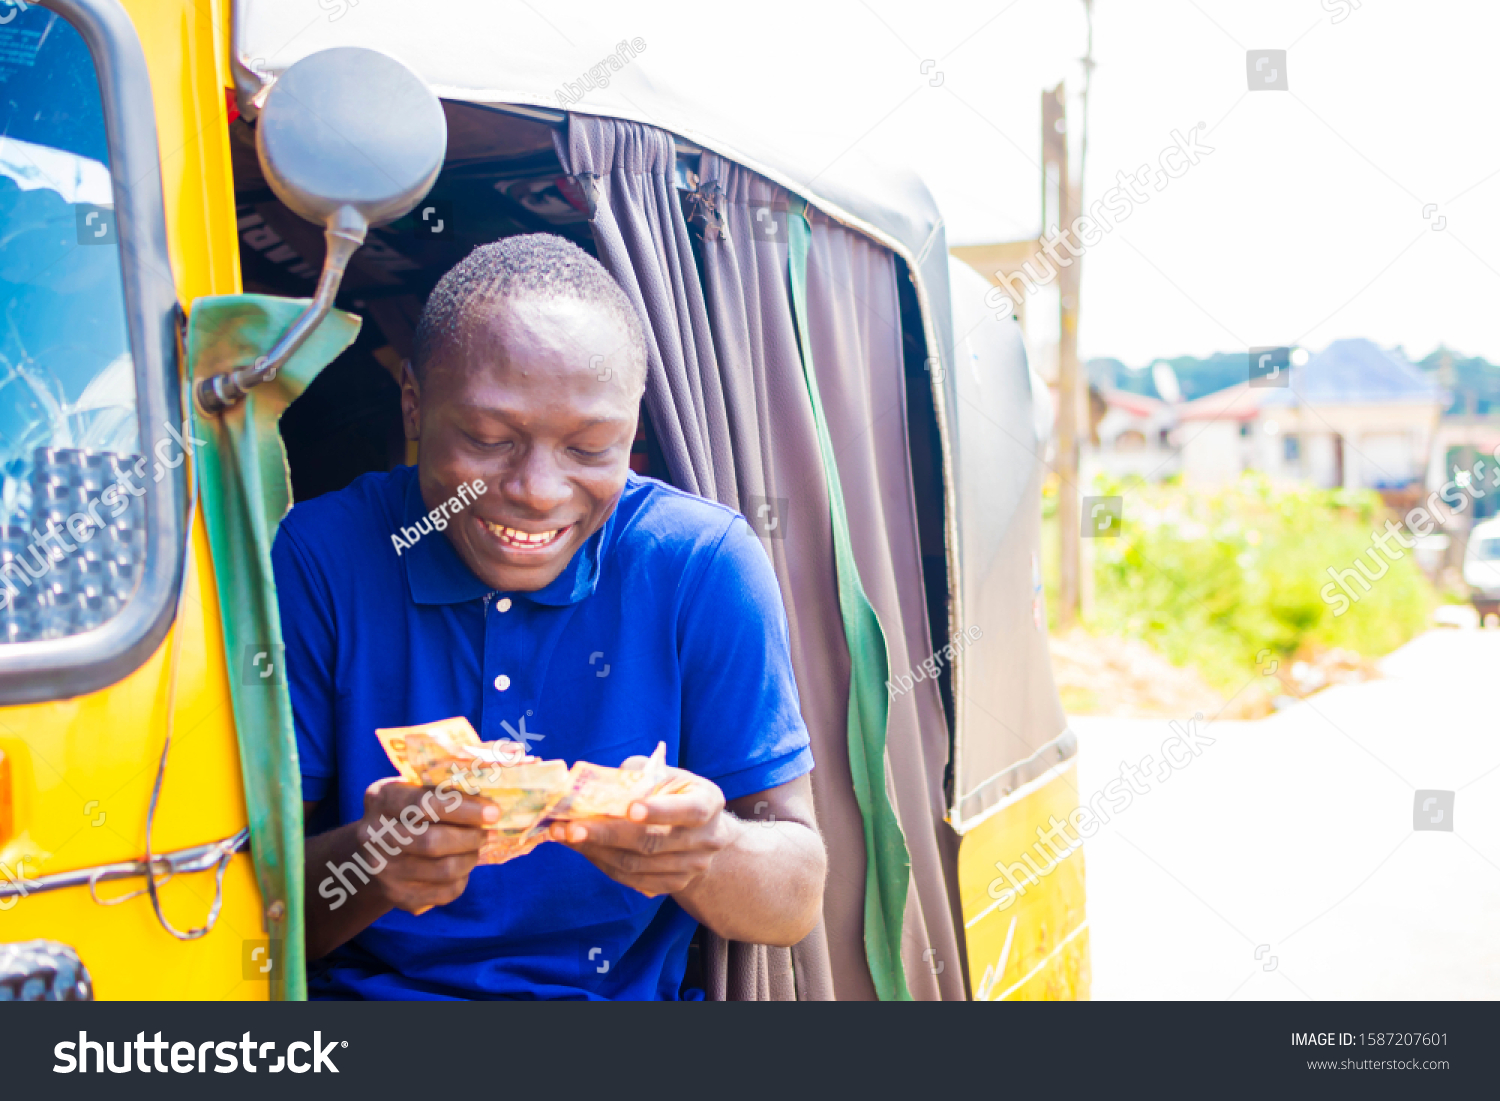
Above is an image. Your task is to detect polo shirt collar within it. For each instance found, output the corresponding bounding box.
[399,466,610,608]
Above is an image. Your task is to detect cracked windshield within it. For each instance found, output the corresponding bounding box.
[0,7,143,644]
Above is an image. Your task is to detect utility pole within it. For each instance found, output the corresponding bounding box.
[1077,0,1097,623]
[1044,82,1081,629]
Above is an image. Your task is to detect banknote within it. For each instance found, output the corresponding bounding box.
[477,829,546,866]
[374,726,423,784]
[377,716,484,783]
[551,742,669,820]
[374,719,677,866]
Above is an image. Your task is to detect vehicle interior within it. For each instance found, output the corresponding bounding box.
[232,97,957,744]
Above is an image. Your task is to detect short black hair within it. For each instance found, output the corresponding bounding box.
[411,234,647,387]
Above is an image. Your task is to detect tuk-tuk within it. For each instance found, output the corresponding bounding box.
[0,0,1085,1001]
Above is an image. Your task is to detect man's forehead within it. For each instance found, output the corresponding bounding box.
[465,294,627,346]
[426,294,643,392]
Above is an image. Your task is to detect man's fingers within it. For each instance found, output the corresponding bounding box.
[430,793,501,827]
[403,823,490,858]
[410,791,500,828]
[366,780,500,828]
[553,817,671,851]
[392,852,478,883]
[570,847,711,877]
[628,784,724,827]
[553,817,724,856]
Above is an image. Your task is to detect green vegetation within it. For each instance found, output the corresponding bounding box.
[1043,474,1436,694]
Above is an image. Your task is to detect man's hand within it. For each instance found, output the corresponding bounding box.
[357,779,500,913]
[548,764,826,948]
[303,780,499,960]
[547,765,733,898]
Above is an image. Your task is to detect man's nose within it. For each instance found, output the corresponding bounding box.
[502,446,572,513]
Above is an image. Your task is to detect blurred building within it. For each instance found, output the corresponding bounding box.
[1172,339,1445,491]
[1091,386,1178,479]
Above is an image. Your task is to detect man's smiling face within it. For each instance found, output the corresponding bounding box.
[402,294,644,593]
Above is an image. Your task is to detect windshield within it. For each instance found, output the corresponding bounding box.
[0,6,144,644]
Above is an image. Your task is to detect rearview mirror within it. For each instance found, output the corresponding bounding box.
[197,47,447,414]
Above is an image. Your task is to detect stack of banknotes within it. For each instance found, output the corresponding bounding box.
[375,716,674,865]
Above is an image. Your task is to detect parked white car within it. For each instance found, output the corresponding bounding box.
[1463,517,1500,622]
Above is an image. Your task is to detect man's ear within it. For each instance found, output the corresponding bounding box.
[400,360,421,443]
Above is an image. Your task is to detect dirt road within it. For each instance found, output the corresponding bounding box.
[1073,628,1500,999]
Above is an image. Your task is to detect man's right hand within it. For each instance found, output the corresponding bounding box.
[304,780,499,959]
[357,779,500,913]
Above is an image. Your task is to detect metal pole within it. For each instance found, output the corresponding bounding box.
[1045,83,1081,629]
[1077,0,1096,623]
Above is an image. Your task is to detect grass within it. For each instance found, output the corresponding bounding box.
[1043,472,1436,696]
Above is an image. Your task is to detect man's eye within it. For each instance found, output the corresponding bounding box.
[467,434,511,451]
[570,447,610,460]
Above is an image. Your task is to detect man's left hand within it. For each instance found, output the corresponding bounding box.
[548,765,736,898]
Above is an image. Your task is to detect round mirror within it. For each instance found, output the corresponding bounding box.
[256,47,447,229]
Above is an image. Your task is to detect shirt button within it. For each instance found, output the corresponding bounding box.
[494,674,511,692]
[497,597,512,612]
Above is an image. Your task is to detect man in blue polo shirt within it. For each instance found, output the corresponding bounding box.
[274,234,824,1000]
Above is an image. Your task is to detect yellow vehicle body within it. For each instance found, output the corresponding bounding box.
[0,0,266,1000]
[958,762,1090,1000]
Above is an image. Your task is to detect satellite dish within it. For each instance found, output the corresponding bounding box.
[1151,361,1183,404]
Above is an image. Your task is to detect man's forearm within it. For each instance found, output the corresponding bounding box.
[673,815,826,947]
[304,822,396,961]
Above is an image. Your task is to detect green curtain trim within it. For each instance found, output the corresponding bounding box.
[786,202,912,1001]
[186,295,362,1001]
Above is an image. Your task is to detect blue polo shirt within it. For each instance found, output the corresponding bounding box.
[272,465,813,1000]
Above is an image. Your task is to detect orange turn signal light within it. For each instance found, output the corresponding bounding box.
[0,748,12,847]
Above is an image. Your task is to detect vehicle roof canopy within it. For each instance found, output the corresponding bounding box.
[234,1,955,370]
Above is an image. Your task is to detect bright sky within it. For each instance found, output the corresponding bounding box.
[556,0,1500,367]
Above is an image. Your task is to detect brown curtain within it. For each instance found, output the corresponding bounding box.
[556,115,964,1000]
[802,210,966,999]
[555,116,827,1000]
[552,117,733,503]
[692,154,855,1001]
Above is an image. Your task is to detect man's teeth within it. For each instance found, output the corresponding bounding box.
[483,520,563,547]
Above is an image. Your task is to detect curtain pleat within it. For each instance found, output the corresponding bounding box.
[554,117,735,502]
[803,212,967,999]
[555,114,964,1000]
